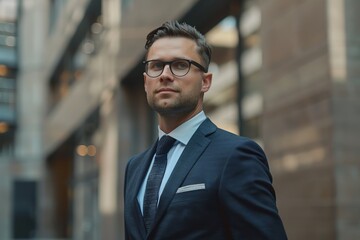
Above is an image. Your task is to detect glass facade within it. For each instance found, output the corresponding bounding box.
[0,0,18,157]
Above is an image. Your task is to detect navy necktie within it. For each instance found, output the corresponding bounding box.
[143,135,176,231]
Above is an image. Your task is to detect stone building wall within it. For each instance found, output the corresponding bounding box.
[261,0,360,239]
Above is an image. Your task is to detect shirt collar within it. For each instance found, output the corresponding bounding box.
[158,111,207,145]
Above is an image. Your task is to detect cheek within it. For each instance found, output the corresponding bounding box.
[184,79,200,90]
[144,81,152,93]
[195,80,204,92]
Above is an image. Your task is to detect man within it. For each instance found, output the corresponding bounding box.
[124,21,287,240]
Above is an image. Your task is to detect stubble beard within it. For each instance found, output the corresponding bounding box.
[148,94,200,118]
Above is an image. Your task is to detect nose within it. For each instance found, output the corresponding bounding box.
[160,64,174,80]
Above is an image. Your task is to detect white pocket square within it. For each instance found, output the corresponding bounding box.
[176,183,206,193]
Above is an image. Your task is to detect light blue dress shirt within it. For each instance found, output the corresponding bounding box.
[137,111,207,214]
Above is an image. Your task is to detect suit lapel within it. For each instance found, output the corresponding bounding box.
[149,119,216,234]
[129,141,158,238]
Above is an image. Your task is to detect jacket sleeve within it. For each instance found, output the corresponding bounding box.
[219,138,288,239]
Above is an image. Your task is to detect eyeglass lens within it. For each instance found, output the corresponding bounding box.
[146,60,191,77]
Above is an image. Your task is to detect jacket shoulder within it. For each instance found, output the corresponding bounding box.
[207,121,263,150]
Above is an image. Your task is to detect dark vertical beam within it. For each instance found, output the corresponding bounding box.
[233,1,245,135]
[177,0,233,33]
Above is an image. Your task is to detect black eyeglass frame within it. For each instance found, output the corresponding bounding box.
[143,59,208,78]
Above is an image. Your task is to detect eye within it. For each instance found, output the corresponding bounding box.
[148,61,164,71]
[172,60,189,70]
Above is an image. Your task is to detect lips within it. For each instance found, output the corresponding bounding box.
[156,88,177,93]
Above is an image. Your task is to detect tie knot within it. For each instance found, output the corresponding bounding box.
[156,136,176,155]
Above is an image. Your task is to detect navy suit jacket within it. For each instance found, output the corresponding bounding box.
[124,119,287,239]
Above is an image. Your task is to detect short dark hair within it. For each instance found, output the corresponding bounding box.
[144,21,212,69]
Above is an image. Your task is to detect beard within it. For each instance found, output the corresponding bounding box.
[147,93,201,117]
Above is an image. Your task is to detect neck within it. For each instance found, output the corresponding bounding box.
[158,108,202,133]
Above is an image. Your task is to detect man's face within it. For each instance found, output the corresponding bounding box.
[144,37,212,117]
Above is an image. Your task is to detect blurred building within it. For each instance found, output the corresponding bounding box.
[0,0,19,238]
[0,0,359,239]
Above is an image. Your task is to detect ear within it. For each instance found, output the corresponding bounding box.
[143,72,148,92]
[201,72,212,93]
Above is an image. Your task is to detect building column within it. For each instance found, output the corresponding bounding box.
[98,0,122,239]
[329,0,360,239]
[14,0,48,238]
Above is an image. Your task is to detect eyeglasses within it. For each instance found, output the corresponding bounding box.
[143,59,208,78]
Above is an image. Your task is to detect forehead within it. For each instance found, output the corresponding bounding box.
[147,37,200,60]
